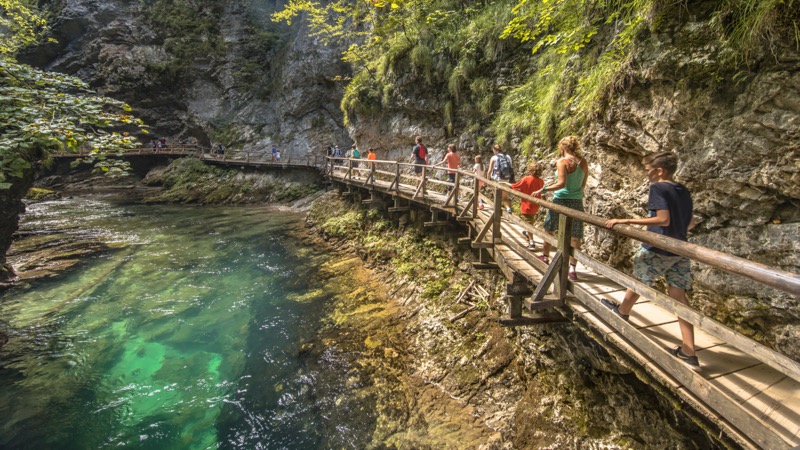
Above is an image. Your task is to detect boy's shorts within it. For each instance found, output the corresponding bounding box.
[633,247,692,290]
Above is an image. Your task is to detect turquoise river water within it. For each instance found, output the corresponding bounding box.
[0,197,372,449]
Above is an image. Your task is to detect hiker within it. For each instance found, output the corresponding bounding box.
[367,147,377,182]
[533,135,588,281]
[473,155,486,210]
[271,144,277,162]
[511,161,545,249]
[350,143,361,164]
[276,149,281,161]
[409,136,429,175]
[604,152,698,367]
[486,144,514,212]
[217,143,225,155]
[434,144,461,191]
[333,145,343,165]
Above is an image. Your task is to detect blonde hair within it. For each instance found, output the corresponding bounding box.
[558,136,580,158]
[526,161,543,177]
[492,144,502,152]
[474,155,483,164]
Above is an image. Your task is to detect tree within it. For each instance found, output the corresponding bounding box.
[1,0,145,281]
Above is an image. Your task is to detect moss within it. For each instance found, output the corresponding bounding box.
[25,188,60,201]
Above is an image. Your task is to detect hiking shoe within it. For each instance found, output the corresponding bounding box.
[527,241,535,249]
[505,207,512,213]
[568,270,578,282]
[600,298,629,321]
[671,346,700,367]
[536,255,549,264]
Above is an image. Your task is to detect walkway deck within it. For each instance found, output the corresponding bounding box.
[328,159,800,450]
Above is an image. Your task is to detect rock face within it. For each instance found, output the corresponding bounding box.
[30,0,351,157]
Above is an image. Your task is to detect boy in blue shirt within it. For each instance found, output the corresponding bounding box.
[605,152,698,367]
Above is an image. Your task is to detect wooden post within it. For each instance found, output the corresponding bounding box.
[493,185,503,243]
[472,175,479,218]
[453,172,460,214]
[557,214,573,299]
[421,166,427,199]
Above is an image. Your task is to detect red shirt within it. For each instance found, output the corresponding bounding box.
[512,175,544,215]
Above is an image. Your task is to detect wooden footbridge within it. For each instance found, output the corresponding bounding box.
[52,146,327,169]
[324,157,800,450]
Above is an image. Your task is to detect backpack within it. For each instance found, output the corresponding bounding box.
[417,144,427,160]
[495,153,512,180]
[353,149,360,158]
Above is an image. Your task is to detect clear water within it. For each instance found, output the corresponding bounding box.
[0,197,357,449]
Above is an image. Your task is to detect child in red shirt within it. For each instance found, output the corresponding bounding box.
[511,161,544,248]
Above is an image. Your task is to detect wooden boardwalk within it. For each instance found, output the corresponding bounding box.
[327,158,800,450]
[52,146,327,170]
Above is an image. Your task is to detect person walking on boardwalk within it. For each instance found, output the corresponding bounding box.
[486,144,514,213]
[409,136,429,175]
[434,144,461,192]
[512,161,545,249]
[367,147,377,182]
[604,152,698,367]
[533,135,588,281]
[473,155,486,210]
[271,144,278,162]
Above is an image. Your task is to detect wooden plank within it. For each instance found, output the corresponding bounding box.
[712,364,787,402]
[473,263,499,270]
[570,287,788,450]
[641,323,728,356]
[742,377,800,446]
[577,255,800,384]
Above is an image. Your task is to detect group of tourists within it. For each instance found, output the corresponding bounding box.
[403,135,699,368]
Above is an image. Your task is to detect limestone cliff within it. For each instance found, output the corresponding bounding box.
[27,0,351,156]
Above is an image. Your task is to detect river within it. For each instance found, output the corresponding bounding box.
[0,196,377,449]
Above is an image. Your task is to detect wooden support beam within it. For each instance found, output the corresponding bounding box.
[530,252,564,303]
[472,263,499,270]
[498,313,569,326]
[524,297,566,310]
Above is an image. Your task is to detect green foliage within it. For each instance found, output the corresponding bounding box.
[715,0,800,62]
[0,0,47,56]
[276,0,800,153]
[0,1,145,188]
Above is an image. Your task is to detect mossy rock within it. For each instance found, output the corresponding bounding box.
[25,188,61,202]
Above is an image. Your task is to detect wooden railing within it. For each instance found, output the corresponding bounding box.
[54,145,204,157]
[199,150,326,168]
[325,156,800,381]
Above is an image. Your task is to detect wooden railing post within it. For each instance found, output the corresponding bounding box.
[421,166,427,199]
[395,163,401,194]
[347,158,353,181]
[473,175,480,218]
[453,172,460,214]
[493,185,503,243]
[556,214,573,299]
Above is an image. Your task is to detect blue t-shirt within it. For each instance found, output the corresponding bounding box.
[643,182,693,256]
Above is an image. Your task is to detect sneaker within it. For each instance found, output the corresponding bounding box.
[568,270,578,282]
[477,204,484,210]
[600,298,629,321]
[505,207,512,213]
[528,241,535,249]
[671,346,700,367]
[536,255,549,264]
